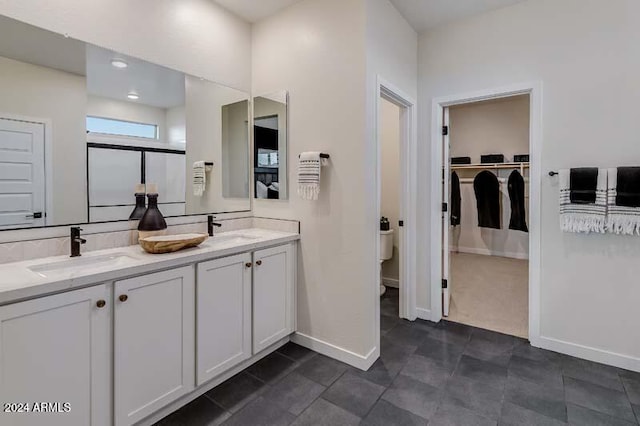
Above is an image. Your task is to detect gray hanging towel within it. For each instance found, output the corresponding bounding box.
[508,170,528,232]
[451,171,461,226]
[473,171,501,229]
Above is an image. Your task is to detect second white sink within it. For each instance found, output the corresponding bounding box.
[29,253,137,278]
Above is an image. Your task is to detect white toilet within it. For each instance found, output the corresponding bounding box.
[380,229,394,296]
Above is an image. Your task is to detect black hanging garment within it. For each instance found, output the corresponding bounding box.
[451,171,461,226]
[473,171,501,229]
[508,170,528,232]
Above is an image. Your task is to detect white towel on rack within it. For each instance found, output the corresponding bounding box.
[193,161,206,197]
[559,168,607,233]
[298,152,322,200]
[606,168,640,235]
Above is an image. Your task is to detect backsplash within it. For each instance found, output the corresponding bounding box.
[0,217,298,265]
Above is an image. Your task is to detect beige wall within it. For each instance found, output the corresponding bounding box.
[380,98,400,283]
[0,56,86,225]
[252,0,373,358]
[0,0,252,91]
[222,100,250,199]
[449,95,529,162]
[252,0,416,363]
[418,0,640,368]
[449,96,529,259]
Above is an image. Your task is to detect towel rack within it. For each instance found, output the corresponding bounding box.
[298,153,330,159]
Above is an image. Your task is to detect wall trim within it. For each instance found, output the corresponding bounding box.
[416,307,433,322]
[452,247,529,260]
[536,336,640,373]
[292,332,378,371]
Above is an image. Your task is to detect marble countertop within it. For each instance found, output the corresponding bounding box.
[0,228,299,306]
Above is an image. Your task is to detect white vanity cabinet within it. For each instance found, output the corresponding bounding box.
[0,236,297,426]
[0,285,111,426]
[252,243,296,353]
[196,253,253,385]
[113,266,195,426]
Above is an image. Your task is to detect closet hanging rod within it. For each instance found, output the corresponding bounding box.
[450,162,529,170]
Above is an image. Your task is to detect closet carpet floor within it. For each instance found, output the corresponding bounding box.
[448,252,528,338]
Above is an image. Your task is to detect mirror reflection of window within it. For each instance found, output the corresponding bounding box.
[253,92,288,200]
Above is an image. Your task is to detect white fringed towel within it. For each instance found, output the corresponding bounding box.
[193,161,206,197]
[559,168,607,233]
[606,168,640,235]
[297,152,322,200]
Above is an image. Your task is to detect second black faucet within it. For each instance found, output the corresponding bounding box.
[208,215,222,236]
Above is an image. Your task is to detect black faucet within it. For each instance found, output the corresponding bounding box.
[208,215,222,236]
[70,227,86,257]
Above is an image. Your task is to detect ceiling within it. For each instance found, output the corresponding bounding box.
[213,0,301,23]
[389,0,527,32]
[86,45,185,109]
[214,0,526,32]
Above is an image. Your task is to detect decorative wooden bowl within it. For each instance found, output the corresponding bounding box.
[139,233,208,254]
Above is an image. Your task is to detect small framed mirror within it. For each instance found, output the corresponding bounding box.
[253,91,288,200]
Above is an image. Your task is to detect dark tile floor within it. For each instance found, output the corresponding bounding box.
[156,288,640,425]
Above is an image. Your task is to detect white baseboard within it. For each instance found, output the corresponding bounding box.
[536,336,640,373]
[292,332,378,371]
[416,307,434,322]
[382,277,399,288]
[452,246,529,260]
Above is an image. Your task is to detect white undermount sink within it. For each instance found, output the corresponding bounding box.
[209,233,259,244]
[29,253,137,278]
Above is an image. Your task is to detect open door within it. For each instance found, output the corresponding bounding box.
[441,108,451,317]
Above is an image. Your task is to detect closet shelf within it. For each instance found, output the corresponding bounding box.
[450,162,530,173]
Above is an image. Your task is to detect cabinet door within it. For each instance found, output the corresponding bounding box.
[114,266,195,426]
[196,253,252,385]
[0,285,111,426]
[253,243,296,353]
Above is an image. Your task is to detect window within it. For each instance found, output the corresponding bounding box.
[86,116,158,139]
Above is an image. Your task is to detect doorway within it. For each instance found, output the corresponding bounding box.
[374,78,418,351]
[0,116,47,229]
[431,83,542,343]
[444,95,530,337]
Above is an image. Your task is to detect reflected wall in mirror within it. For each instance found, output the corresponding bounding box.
[185,77,250,214]
[0,15,251,230]
[253,91,288,200]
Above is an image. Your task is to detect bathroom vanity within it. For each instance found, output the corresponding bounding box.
[0,228,298,426]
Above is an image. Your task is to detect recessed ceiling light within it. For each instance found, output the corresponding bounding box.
[111,58,128,69]
[127,92,139,100]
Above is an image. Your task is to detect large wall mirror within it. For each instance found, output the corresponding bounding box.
[253,91,288,200]
[0,15,251,230]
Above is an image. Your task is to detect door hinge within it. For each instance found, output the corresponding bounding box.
[398,220,404,227]
[442,126,449,136]
[442,279,448,289]
[442,203,448,213]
